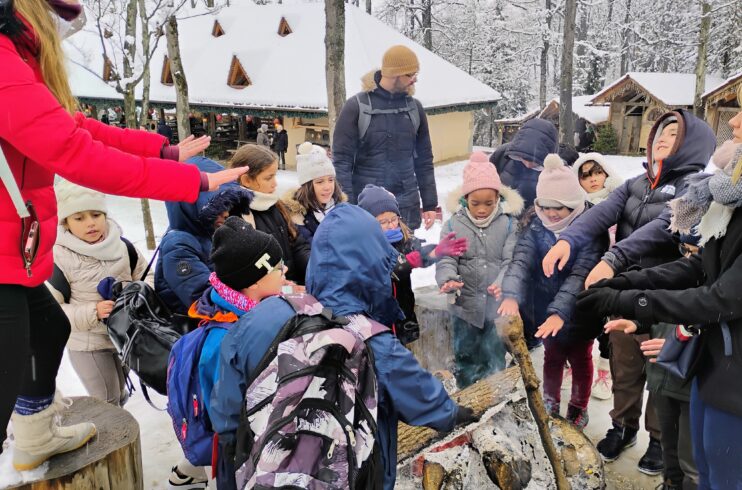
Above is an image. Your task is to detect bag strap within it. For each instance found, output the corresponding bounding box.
[49,264,71,303]
[356,93,373,143]
[120,237,138,276]
[0,146,30,219]
[140,380,167,411]
[139,232,168,281]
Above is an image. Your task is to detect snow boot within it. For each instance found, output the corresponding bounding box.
[566,404,589,430]
[11,398,97,471]
[638,437,664,476]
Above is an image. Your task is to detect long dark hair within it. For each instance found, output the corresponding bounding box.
[293,179,343,213]
[229,144,298,240]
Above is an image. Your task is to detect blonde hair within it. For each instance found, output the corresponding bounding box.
[14,0,78,113]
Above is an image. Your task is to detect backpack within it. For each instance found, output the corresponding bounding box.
[232,294,387,490]
[167,320,226,466]
[48,237,138,303]
[355,92,420,143]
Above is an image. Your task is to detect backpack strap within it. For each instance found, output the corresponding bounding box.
[356,93,373,143]
[406,96,421,135]
[120,237,138,277]
[49,264,71,303]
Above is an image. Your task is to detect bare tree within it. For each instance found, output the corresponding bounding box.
[166,15,192,141]
[325,0,346,140]
[539,0,553,108]
[366,0,372,14]
[560,0,577,144]
[693,0,711,117]
[619,0,632,74]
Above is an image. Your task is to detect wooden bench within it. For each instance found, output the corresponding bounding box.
[8,397,142,490]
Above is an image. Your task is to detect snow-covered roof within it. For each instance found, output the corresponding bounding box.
[492,108,540,124]
[591,72,724,107]
[571,95,609,124]
[65,3,500,113]
[702,71,742,100]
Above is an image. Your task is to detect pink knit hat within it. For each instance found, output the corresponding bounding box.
[462,152,501,196]
[535,154,586,209]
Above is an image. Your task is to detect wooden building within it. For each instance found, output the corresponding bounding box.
[589,73,722,154]
[703,72,742,145]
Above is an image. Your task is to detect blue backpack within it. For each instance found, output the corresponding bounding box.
[167,321,222,466]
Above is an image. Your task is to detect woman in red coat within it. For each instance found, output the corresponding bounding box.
[0,0,246,471]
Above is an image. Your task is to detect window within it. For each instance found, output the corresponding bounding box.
[212,20,225,37]
[161,56,173,86]
[278,17,292,37]
[228,56,251,88]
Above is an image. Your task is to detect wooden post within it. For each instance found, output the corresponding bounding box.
[11,397,143,490]
[497,315,571,490]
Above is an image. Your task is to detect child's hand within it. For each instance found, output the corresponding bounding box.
[487,283,502,299]
[535,314,564,338]
[440,280,464,293]
[96,300,115,320]
[640,338,666,362]
[585,260,615,288]
[433,233,468,258]
[497,298,520,317]
[604,318,637,334]
[542,240,571,277]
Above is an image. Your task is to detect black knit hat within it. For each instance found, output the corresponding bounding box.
[211,216,283,291]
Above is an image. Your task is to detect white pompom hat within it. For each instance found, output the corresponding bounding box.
[54,179,108,224]
[296,141,335,185]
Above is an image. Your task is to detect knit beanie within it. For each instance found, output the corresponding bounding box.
[296,142,335,185]
[55,179,108,224]
[211,216,283,291]
[535,154,586,209]
[462,151,502,196]
[357,184,400,217]
[381,45,419,78]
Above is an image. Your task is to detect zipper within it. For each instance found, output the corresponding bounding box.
[355,390,378,433]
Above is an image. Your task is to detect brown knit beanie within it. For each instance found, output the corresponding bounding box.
[381,45,419,78]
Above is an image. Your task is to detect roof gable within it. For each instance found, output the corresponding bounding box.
[591,72,723,107]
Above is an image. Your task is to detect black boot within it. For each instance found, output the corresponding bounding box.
[638,437,664,476]
[596,422,637,462]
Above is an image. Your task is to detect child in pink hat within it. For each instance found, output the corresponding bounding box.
[436,152,524,388]
[499,154,608,429]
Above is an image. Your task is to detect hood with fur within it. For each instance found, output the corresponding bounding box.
[445,185,524,217]
[282,187,348,226]
[361,70,416,96]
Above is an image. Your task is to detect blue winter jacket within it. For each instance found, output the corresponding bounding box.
[502,209,608,343]
[211,204,457,490]
[332,71,437,226]
[154,157,253,313]
[558,110,716,273]
[489,119,559,208]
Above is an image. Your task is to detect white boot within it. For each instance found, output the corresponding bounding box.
[11,397,96,471]
[592,357,613,400]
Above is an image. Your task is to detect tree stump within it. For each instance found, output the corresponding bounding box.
[408,286,456,373]
[8,397,143,490]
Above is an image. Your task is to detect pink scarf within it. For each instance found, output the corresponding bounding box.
[209,272,259,313]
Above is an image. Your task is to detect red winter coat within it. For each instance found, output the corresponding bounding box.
[0,26,201,287]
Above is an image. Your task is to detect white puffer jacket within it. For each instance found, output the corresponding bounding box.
[46,220,146,352]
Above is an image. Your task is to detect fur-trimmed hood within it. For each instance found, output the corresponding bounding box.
[445,185,524,217]
[282,187,348,226]
[361,70,416,96]
[573,153,623,191]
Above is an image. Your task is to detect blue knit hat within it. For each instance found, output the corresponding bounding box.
[357,184,400,217]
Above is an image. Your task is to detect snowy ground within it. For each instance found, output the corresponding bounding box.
[0,153,655,489]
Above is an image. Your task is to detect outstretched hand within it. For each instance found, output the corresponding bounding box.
[585,260,615,289]
[206,166,249,191]
[422,211,437,230]
[440,280,464,294]
[434,232,468,258]
[535,314,564,338]
[542,240,571,277]
[178,135,212,161]
[497,297,520,317]
[604,318,637,334]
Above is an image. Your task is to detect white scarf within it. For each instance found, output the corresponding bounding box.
[56,219,125,261]
[585,187,610,205]
[465,207,498,228]
[249,190,280,211]
[312,199,335,224]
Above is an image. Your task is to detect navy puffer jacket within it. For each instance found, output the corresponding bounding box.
[560,110,716,272]
[502,207,608,342]
[489,119,559,208]
[332,71,436,221]
[154,157,253,314]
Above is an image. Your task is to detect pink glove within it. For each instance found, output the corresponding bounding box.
[434,232,468,257]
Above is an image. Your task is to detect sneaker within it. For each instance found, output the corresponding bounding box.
[562,366,573,391]
[168,465,208,489]
[638,437,664,476]
[566,404,589,430]
[592,369,612,400]
[596,422,637,462]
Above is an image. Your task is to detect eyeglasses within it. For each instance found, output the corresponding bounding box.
[268,259,285,275]
[20,201,39,278]
[377,216,399,227]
